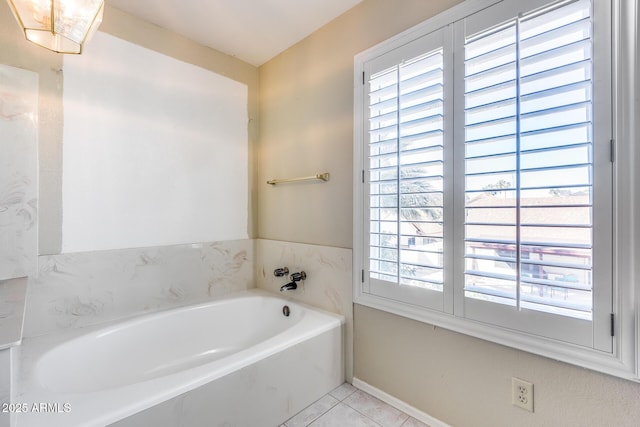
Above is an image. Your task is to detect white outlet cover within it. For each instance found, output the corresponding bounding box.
[512,377,534,412]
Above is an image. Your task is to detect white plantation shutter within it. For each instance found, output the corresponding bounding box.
[356,0,614,359]
[365,29,449,310]
[459,0,612,348]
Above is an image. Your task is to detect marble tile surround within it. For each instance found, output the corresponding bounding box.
[24,239,253,338]
[0,277,28,349]
[0,348,9,427]
[0,64,38,281]
[255,239,353,380]
[24,238,352,346]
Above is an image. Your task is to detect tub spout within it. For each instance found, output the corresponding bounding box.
[280,282,297,292]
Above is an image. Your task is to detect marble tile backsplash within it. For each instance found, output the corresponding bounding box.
[0,64,38,281]
[24,239,254,338]
[255,239,353,380]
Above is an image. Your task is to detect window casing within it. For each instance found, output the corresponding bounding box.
[354,0,638,380]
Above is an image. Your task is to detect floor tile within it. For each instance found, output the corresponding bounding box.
[401,417,430,427]
[344,390,409,427]
[309,403,381,427]
[329,382,357,401]
[285,394,339,427]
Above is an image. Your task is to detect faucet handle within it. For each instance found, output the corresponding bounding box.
[290,271,306,282]
[274,267,289,277]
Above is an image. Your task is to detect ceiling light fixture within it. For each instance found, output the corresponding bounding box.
[6,0,104,54]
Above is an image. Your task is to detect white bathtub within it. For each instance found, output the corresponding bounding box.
[14,289,344,426]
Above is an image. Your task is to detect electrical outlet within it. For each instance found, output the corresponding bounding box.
[512,377,534,412]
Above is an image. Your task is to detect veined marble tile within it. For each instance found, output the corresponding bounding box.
[0,348,9,427]
[0,277,28,349]
[255,239,352,315]
[24,239,254,338]
[0,64,38,281]
[255,239,353,380]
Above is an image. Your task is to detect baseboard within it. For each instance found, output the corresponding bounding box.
[351,378,450,427]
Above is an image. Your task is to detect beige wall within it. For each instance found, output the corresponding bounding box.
[258,0,462,248]
[258,0,640,425]
[355,304,640,426]
[0,3,259,254]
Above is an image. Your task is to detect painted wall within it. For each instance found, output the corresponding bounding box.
[258,0,462,249]
[99,6,260,250]
[61,32,248,252]
[258,0,640,425]
[0,2,260,256]
[355,304,640,426]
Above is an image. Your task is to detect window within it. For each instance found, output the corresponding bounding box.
[354,0,638,379]
[367,30,447,311]
[460,0,612,350]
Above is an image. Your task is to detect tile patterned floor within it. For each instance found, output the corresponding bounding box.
[280,383,430,427]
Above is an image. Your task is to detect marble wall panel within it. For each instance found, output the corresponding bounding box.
[0,348,9,427]
[24,239,254,338]
[0,64,38,280]
[0,277,27,349]
[255,239,353,380]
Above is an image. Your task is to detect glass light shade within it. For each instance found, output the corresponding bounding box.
[6,0,104,54]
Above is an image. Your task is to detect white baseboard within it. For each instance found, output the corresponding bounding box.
[351,377,450,427]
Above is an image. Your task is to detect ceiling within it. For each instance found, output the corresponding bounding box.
[107,0,363,66]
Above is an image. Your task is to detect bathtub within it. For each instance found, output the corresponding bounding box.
[14,289,344,426]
